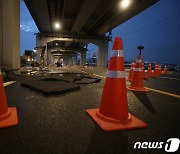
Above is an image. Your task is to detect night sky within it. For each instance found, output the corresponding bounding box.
[20,0,180,64]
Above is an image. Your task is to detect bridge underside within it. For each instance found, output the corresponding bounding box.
[0,0,159,69]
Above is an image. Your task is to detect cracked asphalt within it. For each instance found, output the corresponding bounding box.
[0,67,180,154]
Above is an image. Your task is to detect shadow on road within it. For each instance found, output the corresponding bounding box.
[133,92,156,114]
[86,126,129,153]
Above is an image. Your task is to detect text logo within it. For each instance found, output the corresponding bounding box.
[134,138,180,152]
[165,138,180,152]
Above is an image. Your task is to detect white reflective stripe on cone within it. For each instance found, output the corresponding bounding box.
[107,71,125,78]
[111,50,124,57]
[134,68,142,72]
[136,59,142,63]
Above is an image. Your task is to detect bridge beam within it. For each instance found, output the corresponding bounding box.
[36,33,110,47]
[80,52,86,66]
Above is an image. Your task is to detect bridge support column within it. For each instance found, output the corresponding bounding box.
[80,52,86,66]
[44,44,48,66]
[72,56,77,65]
[50,54,53,66]
[47,49,52,65]
[97,41,108,68]
[35,49,41,64]
[0,0,20,69]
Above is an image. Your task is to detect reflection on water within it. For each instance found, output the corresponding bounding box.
[16,70,84,78]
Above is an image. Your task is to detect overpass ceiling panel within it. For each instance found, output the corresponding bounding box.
[81,0,114,34]
[71,0,102,33]
[61,0,84,32]
[91,0,159,35]
[24,0,51,32]
[63,0,84,17]
[25,0,159,35]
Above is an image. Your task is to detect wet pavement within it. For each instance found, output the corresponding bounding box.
[0,66,180,154]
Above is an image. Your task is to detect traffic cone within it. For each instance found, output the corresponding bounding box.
[147,63,152,77]
[159,65,162,75]
[157,65,160,75]
[127,60,135,81]
[158,65,160,75]
[142,61,147,79]
[127,55,149,92]
[86,37,147,131]
[153,64,159,77]
[163,65,167,74]
[0,70,18,128]
[157,64,160,76]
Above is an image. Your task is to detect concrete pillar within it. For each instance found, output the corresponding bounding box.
[74,56,77,65]
[72,55,77,65]
[36,35,46,47]
[0,0,20,69]
[44,44,48,65]
[97,41,108,67]
[51,54,54,66]
[69,56,73,65]
[0,0,2,67]
[47,49,51,65]
[63,56,67,65]
[35,49,41,64]
[80,52,86,66]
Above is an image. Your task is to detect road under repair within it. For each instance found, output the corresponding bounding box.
[0,66,180,153]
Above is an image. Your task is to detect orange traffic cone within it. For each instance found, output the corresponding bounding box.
[159,65,162,75]
[86,37,147,131]
[127,60,135,81]
[142,61,147,79]
[0,70,18,128]
[163,65,167,74]
[157,64,160,76]
[157,65,160,75]
[158,65,160,75]
[147,63,152,77]
[127,55,149,92]
[153,64,159,77]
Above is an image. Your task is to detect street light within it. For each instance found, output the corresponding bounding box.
[120,0,130,9]
[54,22,61,30]
[137,45,144,55]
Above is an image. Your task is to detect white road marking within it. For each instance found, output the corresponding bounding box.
[3,81,16,87]
[160,77,180,81]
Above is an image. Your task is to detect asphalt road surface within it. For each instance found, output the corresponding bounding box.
[0,66,180,154]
